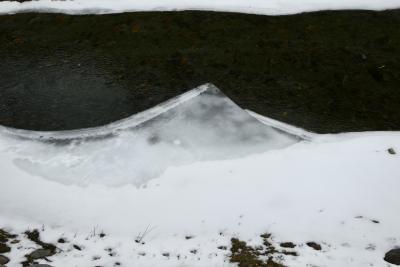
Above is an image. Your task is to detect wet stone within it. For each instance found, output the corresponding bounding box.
[280,242,296,248]
[282,250,298,256]
[306,242,322,251]
[0,243,11,253]
[28,248,53,259]
[384,248,400,265]
[0,230,16,242]
[0,255,10,265]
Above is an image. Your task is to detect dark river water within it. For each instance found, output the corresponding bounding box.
[0,10,399,133]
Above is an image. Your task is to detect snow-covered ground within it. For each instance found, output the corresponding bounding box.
[0,0,400,15]
[0,84,399,267]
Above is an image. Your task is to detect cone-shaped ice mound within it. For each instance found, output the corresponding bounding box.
[0,84,300,186]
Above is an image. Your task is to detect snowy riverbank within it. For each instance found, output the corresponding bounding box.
[1,85,399,266]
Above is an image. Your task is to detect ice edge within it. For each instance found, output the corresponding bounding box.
[0,83,210,140]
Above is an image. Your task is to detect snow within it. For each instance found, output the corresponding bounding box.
[0,0,399,15]
[0,84,399,267]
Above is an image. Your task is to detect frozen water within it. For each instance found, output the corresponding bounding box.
[0,83,299,187]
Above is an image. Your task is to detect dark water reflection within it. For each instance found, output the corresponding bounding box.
[0,53,135,130]
[1,10,400,132]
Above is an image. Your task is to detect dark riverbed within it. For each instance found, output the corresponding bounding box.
[0,10,399,133]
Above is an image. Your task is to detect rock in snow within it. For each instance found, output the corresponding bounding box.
[384,248,400,265]
[0,255,10,265]
[306,242,322,251]
[28,248,54,259]
[0,243,10,253]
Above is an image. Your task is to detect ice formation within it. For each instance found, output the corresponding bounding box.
[0,83,299,187]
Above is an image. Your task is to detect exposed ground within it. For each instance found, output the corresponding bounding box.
[0,228,326,267]
[0,10,399,132]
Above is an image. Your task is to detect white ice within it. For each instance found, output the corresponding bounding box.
[0,84,298,187]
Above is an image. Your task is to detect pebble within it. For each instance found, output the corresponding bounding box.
[28,248,53,259]
[0,255,10,265]
[384,248,400,265]
[0,243,10,253]
[306,242,322,251]
[280,242,296,248]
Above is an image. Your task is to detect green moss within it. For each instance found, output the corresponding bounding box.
[229,233,285,267]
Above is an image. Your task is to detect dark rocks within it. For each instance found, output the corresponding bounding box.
[0,230,16,243]
[0,255,10,265]
[92,255,101,260]
[25,230,40,243]
[388,148,396,155]
[306,242,322,251]
[0,243,10,253]
[57,238,66,243]
[73,244,82,251]
[21,230,57,267]
[280,242,296,248]
[28,248,54,259]
[281,250,298,256]
[384,248,400,265]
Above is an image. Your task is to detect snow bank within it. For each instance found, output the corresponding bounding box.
[0,0,399,15]
[1,131,399,266]
[0,84,399,266]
